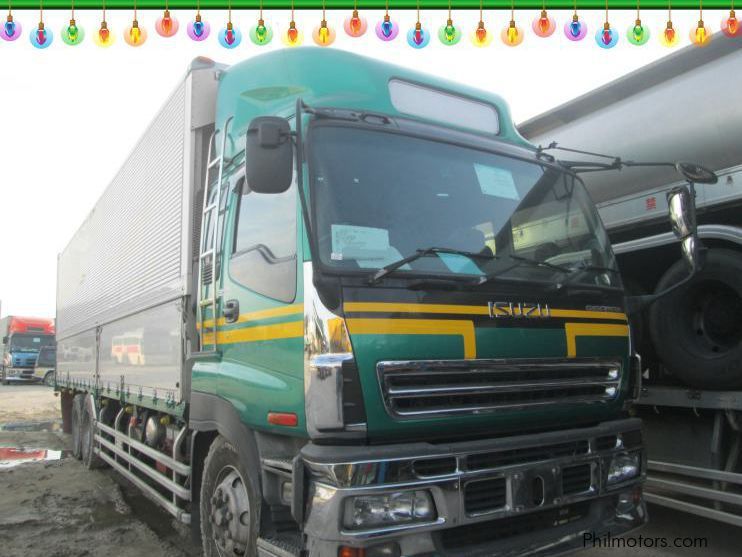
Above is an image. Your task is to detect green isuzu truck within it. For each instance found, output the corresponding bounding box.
[56,49,707,556]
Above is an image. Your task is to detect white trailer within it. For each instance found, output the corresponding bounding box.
[520,36,742,527]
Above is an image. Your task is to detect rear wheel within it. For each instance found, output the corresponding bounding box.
[200,436,260,557]
[650,249,742,389]
[80,397,104,469]
[71,394,84,460]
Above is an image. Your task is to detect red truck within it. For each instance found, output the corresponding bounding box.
[0,316,55,384]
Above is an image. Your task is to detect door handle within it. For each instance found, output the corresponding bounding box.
[223,299,240,323]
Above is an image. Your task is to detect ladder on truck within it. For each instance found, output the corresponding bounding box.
[197,117,233,351]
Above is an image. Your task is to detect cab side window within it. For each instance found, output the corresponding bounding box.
[230,178,297,302]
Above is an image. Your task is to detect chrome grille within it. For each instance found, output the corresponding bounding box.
[377,358,622,418]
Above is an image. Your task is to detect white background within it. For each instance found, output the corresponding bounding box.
[0,8,730,317]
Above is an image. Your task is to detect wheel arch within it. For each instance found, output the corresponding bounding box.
[189,391,263,541]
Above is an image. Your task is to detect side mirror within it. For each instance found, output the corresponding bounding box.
[1,336,7,345]
[667,186,700,272]
[626,183,704,314]
[667,186,695,240]
[245,116,294,194]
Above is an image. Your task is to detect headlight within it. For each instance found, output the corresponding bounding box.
[343,490,435,530]
[607,452,641,486]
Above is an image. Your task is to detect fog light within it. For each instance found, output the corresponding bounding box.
[343,490,435,530]
[607,452,641,486]
[339,543,401,557]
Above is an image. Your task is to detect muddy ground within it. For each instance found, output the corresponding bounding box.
[0,384,198,557]
[1,384,740,557]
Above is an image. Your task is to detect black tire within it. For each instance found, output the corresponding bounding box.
[43,372,55,387]
[200,436,261,557]
[80,397,105,470]
[71,394,85,460]
[649,248,742,389]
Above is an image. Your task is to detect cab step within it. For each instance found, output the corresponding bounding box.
[257,536,302,557]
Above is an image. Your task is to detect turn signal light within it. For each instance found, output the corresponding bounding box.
[267,412,298,427]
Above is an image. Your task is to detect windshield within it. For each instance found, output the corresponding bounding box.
[10,334,55,352]
[37,347,56,366]
[308,126,619,288]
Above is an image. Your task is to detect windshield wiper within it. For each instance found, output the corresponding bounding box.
[475,254,571,286]
[368,247,496,285]
[506,254,572,273]
[548,261,623,292]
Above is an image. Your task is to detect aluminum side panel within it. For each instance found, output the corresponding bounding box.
[99,300,184,402]
[57,82,188,340]
[57,329,97,387]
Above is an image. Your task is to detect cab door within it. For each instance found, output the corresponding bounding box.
[214,171,304,428]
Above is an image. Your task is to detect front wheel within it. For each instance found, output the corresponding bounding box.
[43,371,55,387]
[200,436,260,557]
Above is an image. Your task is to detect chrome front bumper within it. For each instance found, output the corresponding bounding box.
[300,418,646,556]
[2,367,37,382]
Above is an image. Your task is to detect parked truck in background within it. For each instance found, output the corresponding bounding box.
[54,49,713,557]
[521,37,742,528]
[0,315,55,384]
[33,344,57,386]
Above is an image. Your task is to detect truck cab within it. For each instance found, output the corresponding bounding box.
[190,50,645,557]
[1,316,55,384]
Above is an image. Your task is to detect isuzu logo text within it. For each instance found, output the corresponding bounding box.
[488,302,551,319]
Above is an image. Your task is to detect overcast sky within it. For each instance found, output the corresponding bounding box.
[0,9,722,318]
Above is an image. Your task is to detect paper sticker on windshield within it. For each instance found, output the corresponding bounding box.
[475,164,519,200]
[332,225,391,260]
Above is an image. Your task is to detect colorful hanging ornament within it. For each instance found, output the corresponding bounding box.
[124,2,148,46]
[406,2,430,48]
[344,0,367,37]
[532,2,556,37]
[93,2,114,47]
[2,5,22,41]
[722,5,739,37]
[375,0,398,41]
[501,3,524,46]
[282,0,302,46]
[660,3,678,46]
[313,1,336,46]
[155,2,179,38]
[219,3,242,48]
[249,1,273,44]
[627,2,649,45]
[438,2,461,45]
[595,1,618,48]
[690,1,711,46]
[187,2,210,41]
[564,1,587,41]
[29,3,52,48]
[471,1,491,46]
[61,1,84,45]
